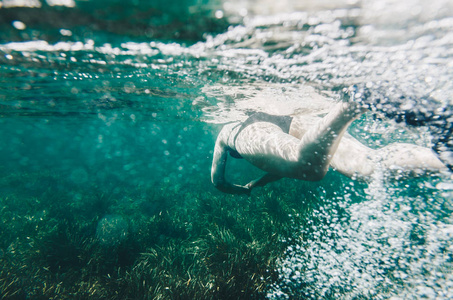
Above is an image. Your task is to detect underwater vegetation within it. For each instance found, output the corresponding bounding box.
[0,169,349,299]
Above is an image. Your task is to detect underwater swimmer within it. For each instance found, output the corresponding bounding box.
[211,96,447,195]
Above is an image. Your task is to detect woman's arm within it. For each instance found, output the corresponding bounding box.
[245,173,282,190]
[211,133,251,195]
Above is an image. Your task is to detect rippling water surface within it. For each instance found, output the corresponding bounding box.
[1,0,452,298]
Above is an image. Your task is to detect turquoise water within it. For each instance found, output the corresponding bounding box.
[1,0,453,298]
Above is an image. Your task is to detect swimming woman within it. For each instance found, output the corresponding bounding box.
[211,94,447,195]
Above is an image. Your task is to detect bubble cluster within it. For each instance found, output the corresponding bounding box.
[268,171,453,299]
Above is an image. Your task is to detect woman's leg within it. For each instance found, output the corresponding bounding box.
[291,102,365,180]
[330,134,377,179]
[235,122,304,177]
[376,143,446,176]
[235,102,363,180]
[331,135,447,180]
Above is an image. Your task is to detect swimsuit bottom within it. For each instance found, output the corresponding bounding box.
[229,112,293,159]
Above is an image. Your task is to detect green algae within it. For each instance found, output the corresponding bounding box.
[0,170,340,299]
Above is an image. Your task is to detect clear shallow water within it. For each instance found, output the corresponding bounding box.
[1,0,453,298]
